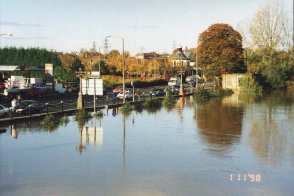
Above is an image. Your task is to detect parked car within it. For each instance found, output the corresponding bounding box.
[113,86,123,93]
[0,82,5,91]
[15,100,44,114]
[66,82,79,92]
[166,85,180,95]
[116,90,133,100]
[31,83,47,90]
[185,75,205,84]
[0,104,9,118]
[168,77,181,86]
[150,88,165,97]
[185,76,196,83]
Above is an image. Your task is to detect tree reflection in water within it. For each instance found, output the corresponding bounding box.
[194,97,244,155]
[248,91,294,166]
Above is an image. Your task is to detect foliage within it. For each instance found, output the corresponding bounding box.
[194,88,234,101]
[210,89,234,97]
[194,89,212,100]
[0,47,61,68]
[245,48,294,89]
[143,98,162,113]
[239,74,263,94]
[59,53,84,71]
[94,110,104,118]
[120,102,133,116]
[248,0,292,51]
[198,23,246,79]
[163,92,176,111]
[74,109,92,128]
[261,63,292,89]
[54,66,77,82]
[41,114,60,131]
[60,115,69,125]
[0,47,63,81]
[240,1,294,90]
[134,103,144,113]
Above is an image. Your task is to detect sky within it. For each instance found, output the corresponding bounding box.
[0,0,293,55]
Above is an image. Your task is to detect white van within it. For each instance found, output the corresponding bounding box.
[168,77,181,86]
[55,83,66,93]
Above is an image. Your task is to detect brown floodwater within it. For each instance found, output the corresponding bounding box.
[0,91,293,196]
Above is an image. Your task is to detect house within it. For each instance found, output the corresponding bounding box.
[135,52,159,60]
[222,73,245,91]
[170,47,190,67]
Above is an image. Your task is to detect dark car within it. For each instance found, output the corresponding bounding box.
[150,88,165,97]
[66,82,79,92]
[15,100,44,114]
[166,85,180,95]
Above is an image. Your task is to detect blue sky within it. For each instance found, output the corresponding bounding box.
[0,0,292,55]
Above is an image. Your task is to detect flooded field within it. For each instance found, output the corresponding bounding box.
[0,91,293,196]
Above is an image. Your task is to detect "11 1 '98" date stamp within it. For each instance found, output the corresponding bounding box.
[229,174,262,182]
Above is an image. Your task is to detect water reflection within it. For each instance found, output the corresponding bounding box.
[112,107,118,116]
[195,95,244,154]
[175,97,185,120]
[248,91,294,166]
[122,114,126,171]
[10,125,18,139]
[76,117,104,154]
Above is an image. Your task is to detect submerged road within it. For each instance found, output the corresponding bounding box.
[0,82,215,124]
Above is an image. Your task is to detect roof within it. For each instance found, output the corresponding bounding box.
[0,65,20,71]
[171,48,189,60]
[135,52,159,58]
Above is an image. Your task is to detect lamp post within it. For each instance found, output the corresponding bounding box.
[98,46,104,75]
[106,35,125,103]
[0,33,13,36]
[76,68,86,109]
[195,40,199,89]
[0,33,13,47]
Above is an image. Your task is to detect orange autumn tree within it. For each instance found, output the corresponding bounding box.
[197,23,246,79]
[105,49,122,74]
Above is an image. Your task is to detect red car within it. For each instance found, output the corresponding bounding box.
[0,82,5,91]
[112,86,123,93]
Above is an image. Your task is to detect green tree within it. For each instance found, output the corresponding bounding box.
[197,23,246,79]
[54,66,76,82]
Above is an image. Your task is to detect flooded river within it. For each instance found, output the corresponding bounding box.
[0,91,293,196]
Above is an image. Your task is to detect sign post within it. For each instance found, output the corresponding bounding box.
[81,71,102,113]
[131,81,135,102]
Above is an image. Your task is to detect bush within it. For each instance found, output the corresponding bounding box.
[134,103,144,113]
[240,74,263,94]
[211,89,234,97]
[143,98,162,113]
[41,114,60,131]
[74,109,92,127]
[60,115,69,125]
[94,110,104,118]
[163,92,176,110]
[194,89,212,100]
[120,102,133,116]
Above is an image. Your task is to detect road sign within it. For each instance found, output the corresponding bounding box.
[91,71,100,78]
[81,79,103,95]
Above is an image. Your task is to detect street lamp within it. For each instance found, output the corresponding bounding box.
[76,68,87,109]
[105,35,126,103]
[0,33,13,36]
[0,33,13,48]
[98,46,104,75]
